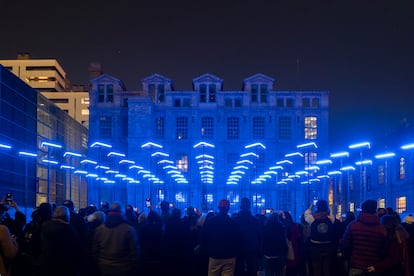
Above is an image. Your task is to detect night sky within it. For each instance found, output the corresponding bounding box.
[1,1,413,147]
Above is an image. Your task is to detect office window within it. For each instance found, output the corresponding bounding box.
[399,157,406,179]
[304,116,317,139]
[253,116,265,139]
[99,116,112,138]
[278,116,291,140]
[81,98,90,104]
[378,198,385,209]
[312,98,319,108]
[174,99,181,107]
[201,117,214,139]
[378,165,385,184]
[200,84,207,103]
[302,98,310,108]
[305,152,317,165]
[396,196,406,214]
[50,98,69,103]
[176,117,188,140]
[156,117,164,138]
[227,117,239,140]
[260,84,268,103]
[81,109,89,115]
[176,154,188,172]
[251,84,258,103]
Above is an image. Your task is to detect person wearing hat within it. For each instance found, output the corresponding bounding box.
[200,199,241,276]
[342,199,387,276]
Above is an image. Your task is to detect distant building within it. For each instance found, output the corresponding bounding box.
[0,65,88,210]
[87,72,330,218]
[0,54,91,128]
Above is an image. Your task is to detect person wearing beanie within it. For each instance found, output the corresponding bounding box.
[342,199,387,275]
[200,199,241,276]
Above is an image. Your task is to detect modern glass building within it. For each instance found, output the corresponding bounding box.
[0,65,88,212]
[87,72,330,218]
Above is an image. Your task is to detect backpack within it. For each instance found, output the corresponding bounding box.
[310,216,335,244]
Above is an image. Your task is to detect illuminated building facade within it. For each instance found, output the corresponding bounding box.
[0,65,88,212]
[88,72,330,218]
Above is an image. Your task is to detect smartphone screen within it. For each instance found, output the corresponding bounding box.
[145,198,151,207]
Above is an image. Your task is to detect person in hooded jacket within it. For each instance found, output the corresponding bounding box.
[92,201,139,276]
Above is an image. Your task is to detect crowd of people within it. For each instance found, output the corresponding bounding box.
[0,196,413,276]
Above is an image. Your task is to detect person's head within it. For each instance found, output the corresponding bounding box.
[160,200,170,213]
[63,200,75,213]
[361,200,377,214]
[344,211,356,222]
[404,214,414,224]
[53,205,70,223]
[109,201,123,213]
[240,197,251,211]
[218,199,230,214]
[87,211,106,225]
[315,199,329,213]
[34,202,53,222]
[381,214,399,237]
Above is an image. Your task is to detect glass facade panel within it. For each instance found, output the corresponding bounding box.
[227,117,239,140]
[176,117,188,140]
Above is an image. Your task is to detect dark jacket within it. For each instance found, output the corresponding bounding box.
[232,209,262,256]
[201,211,241,259]
[262,215,288,257]
[342,212,387,270]
[39,219,81,276]
[92,211,139,276]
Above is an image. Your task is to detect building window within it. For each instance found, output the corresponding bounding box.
[253,116,265,139]
[81,109,89,115]
[176,154,188,172]
[200,84,207,102]
[260,84,268,103]
[305,152,317,166]
[378,198,385,209]
[396,196,406,213]
[225,99,232,107]
[399,157,406,179]
[251,84,258,103]
[97,84,114,103]
[302,98,310,108]
[209,84,216,102]
[378,165,385,184]
[286,98,294,108]
[81,98,90,104]
[235,99,242,107]
[312,98,319,108]
[201,117,214,139]
[276,98,284,107]
[227,117,239,140]
[176,117,188,140]
[50,98,69,103]
[99,116,112,138]
[278,116,291,140]
[156,117,164,138]
[183,98,191,107]
[304,116,317,139]
[174,99,181,107]
[157,84,165,103]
